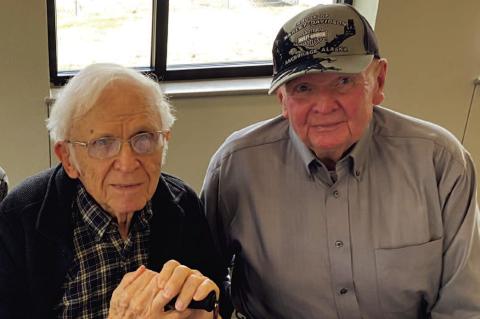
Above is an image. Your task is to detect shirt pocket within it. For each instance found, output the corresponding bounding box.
[374,238,442,317]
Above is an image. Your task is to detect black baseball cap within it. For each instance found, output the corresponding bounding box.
[269,4,380,94]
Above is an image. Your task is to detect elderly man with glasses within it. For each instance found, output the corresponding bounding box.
[0,64,225,319]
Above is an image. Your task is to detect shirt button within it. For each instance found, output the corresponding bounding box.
[333,190,340,198]
[335,240,344,248]
[339,288,348,295]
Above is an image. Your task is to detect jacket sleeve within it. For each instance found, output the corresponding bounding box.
[431,152,480,317]
[0,203,28,318]
[178,183,233,319]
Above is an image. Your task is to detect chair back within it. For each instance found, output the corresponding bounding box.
[0,166,8,202]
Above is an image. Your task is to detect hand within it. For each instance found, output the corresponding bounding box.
[108,260,220,319]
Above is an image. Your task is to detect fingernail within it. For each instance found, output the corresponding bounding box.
[175,300,184,311]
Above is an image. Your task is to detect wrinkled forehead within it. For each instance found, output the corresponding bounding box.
[70,83,162,135]
[82,80,160,120]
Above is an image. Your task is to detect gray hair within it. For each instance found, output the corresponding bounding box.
[47,63,175,141]
[46,63,175,163]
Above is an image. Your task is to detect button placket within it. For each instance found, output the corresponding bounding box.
[325,175,361,316]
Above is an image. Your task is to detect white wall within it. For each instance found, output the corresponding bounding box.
[0,0,50,187]
[163,95,279,190]
[375,0,480,177]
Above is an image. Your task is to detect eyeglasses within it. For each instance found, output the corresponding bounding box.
[67,130,169,159]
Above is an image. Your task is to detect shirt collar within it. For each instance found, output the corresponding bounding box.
[289,125,317,176]
[348,119,373,181]
[75,184,153,241]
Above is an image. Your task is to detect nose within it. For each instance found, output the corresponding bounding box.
[113,142,140,172]
[311,92,338,114]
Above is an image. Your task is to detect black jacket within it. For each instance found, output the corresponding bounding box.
[0,165,227,318]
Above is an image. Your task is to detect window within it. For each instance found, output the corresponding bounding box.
[47,0,352,86]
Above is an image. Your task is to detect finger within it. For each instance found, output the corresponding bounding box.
[122,268,157,298]
[121,265,147,289]
[192,278,220,301]
[109,266,146,316]
[157,259,181,289]
[162,265,194,301]
[150,287,171,314]
[164,309,193,319]
[173,273,205,311]
[150,290,193,318]
[190,269,203,277]
[189,309,213,319]
[120,269,157,314]
[149,265,195,314]
[125,270,159,317]
[111,265,146,302]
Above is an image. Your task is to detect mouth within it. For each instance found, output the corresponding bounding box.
[111,183,143,191]
[311,121,344,131]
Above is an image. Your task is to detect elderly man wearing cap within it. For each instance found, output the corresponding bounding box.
[202,3,480,319]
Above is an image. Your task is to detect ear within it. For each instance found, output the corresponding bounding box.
[372,58,388,105]
[54,142,80,179]
[276,87,289,119]
[164,130,172,142]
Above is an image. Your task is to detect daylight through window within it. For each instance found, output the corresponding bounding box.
[48,0,342,84]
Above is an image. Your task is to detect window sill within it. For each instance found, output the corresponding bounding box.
[162,76,271,98]
[48,77,272,104]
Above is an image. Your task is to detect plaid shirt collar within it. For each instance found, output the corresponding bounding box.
[75,184,153,241]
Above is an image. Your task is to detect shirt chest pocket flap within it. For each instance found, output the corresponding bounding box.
[374,238,443,315]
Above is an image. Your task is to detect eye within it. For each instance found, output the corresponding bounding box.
[293,83,312,93]
[131,132,157,154]
[337,76,354,86]
[89,137,118,157]
[91,137,115,148]
[334,76,356,94]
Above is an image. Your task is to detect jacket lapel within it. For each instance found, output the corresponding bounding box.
[147,175,186,271]
[30,166,77,315]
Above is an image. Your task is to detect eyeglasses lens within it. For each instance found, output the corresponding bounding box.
[86,132,164,159]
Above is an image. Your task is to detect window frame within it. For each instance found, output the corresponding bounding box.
[46,0,353,86]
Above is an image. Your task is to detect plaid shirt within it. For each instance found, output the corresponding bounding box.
[56,185,153,318]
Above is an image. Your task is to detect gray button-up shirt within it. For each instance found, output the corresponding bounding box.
[201,106,480,319]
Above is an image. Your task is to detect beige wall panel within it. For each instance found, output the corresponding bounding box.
[375,0,480,140]
[163,94,279,192]
[0,0,50,187]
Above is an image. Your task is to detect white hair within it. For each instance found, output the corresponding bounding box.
[46,63,175,163]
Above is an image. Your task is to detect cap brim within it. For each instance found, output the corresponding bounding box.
[268,54,374,95]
